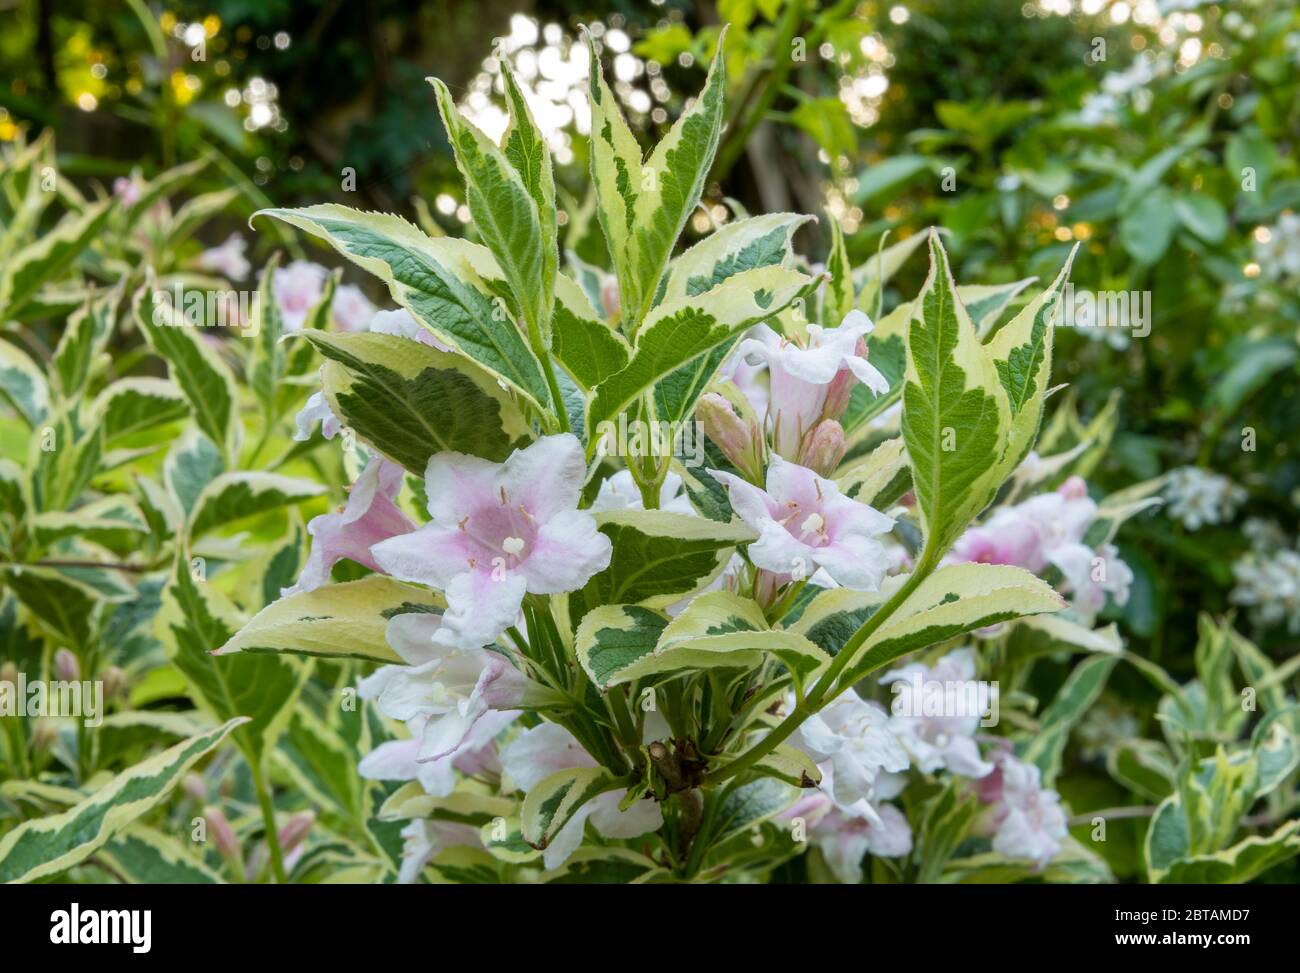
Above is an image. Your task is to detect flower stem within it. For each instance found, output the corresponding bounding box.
[250,760,287,883]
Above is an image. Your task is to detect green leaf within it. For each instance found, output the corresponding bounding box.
[586,266,817,444]
[254,205,552,412]
[1021,654,1116,785]
[550,274,630,390]
[187,471,324,540]
[0,336,50,426]
[823,215,854,326]
[567,509,754,622]
[31,495,149,545]
[1118,186,1176,264]
[0,717,245,883]
[91,377,189,444]
[157,560,307,768]
[52,287,117,398]
[217,576,443,664]
[575,603,669,690]
[901,231,1009,558]
[584,27,728,329]
[1173,192,1228,244]
[836,437,910,509]
[98,825,225,884]
[164,428,224,517]
[133,280,239,461]
[248,251,287,418]
[661,213,811,302]
[432,76,553,348]
[1157,820,1300,884]
[521,766,625,850]
[985,247,1076,480]
[827,563,1064,686]
[0,565,104,649]
[0,197,115,316]
[304,330,530,472]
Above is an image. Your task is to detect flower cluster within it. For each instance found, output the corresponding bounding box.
[948,475,1132,623]
[1163,466,1247,530]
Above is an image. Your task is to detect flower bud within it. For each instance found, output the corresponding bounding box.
[796,420,847,477]
[182,773,207,804]
[698,392,762,482]
[204,806,242,860]
[1059,475,1088,501]
[600,277,620,319]
[820,339,868,422]
[277,810,316,854]
[53,648,80,682]
[101,666,126,703]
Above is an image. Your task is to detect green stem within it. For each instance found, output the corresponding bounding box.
[250,760,287,884]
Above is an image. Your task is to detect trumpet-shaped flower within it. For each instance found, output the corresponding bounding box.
[272,260,328,331]
[736,310,889,458]
[785,792,912,883]
[499,722,663,870]
[371,434,612,650]
[358,613,531,783]
[974,750,1068,868]
[332,284,376,332]
[283,456,415,595]
[710,455,894,590]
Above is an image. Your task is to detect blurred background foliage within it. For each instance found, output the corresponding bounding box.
[2,0,1299,879]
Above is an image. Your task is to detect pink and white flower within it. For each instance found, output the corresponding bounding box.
[394,819,481,884]
[358,612,531,776]
[292,386,342,442]
[331,284,376,332]
[368,307,450,349]
[975,750,1068,868]
[785,791,912,883]
[283,456,415,595]
[196,233,250,282]
[372,434,612,650]
[710,455,894,591]
[499,722,663,870]
[736,310,888,459]
[273,260,328,331]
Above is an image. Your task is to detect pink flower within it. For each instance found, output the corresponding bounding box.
[710,455,894,590]
[736,310,889,459]
[793,690,909,821]
[395,819,481,884]
[499,723,662,869]
[590,469,694,514]
[331,284,376,332]
[112,176,142,207]
[283,456,415,595]
[786,793,912,883]
[273,260,328,331]
[372,434,612,650]
[196,233,250,282]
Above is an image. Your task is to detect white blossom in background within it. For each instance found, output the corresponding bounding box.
[1163,466,1247,530]
[1252,212,1300,283]
[1232,546,1300,633]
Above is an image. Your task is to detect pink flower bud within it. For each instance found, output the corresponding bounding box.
[698,392,762,482]
[796,420,847,477]
[600,278,620,319]
[205,806,243,863]
[277,811,315,854]
[1059,475,1087,501]
[820,339,867,421]
[53,649,80,682]
[182,773,207,803]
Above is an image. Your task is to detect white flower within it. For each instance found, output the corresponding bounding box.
[1164,466,1246,530]
[785,791,912,883]
[272,260,328,331]
[794,689,909,821]
[1232,547,1300,633]
[395,819,480,884]
[977,751,1068,868]
[880,648,994,778]
[590,469,695,514]
[332,284,376,332]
